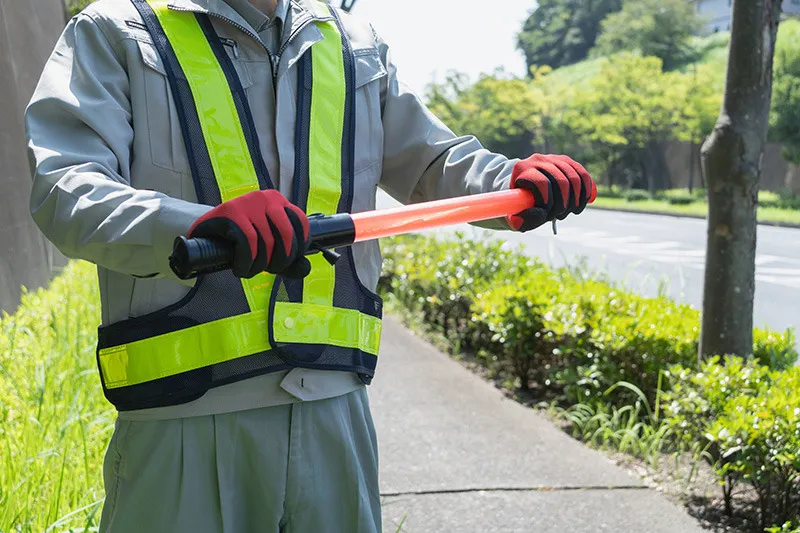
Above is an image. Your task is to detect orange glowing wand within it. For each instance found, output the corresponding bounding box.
[170,188,540,279]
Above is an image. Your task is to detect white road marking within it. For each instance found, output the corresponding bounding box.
[755,255,786,266]
[539,233,800,289]
[401,205,800,290]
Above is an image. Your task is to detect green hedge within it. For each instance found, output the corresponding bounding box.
[380,234,796,405]
[664,358,800,528]
[380,234,800,528]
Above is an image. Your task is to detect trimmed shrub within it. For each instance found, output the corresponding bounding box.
[760,191,785,209]
[707,368,800,528]
[381,234,796,407]
[753,328,799,371]
[624,189,652,202]
[778,190,800,210]
[595,185,626,199]
[664,190,697,205]
[379,234,534,352]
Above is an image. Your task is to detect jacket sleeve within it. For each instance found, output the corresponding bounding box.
[374,29,517,230]
[25,12,211,281]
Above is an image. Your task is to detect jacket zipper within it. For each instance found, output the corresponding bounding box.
[168,6,321,87]
[272,15,322,81]
[277,14,320,59]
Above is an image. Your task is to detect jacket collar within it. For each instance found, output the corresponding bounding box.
[166,0,332,38]
[294,0,333,20]
[165,0,336,79]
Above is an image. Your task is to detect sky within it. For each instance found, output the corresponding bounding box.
[351,0,536,96]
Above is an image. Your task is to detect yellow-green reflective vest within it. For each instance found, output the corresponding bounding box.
[96,0,383,411]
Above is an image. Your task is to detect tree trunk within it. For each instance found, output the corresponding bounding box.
[699,0,782,360]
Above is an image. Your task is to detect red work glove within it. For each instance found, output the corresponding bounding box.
[507,154,597,232]
[189,190,312,279]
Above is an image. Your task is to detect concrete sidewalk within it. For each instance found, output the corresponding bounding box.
[370,318,704,533]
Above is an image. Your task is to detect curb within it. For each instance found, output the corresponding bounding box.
[588,204,800,229]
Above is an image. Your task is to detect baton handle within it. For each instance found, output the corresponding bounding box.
[169,189,536,279]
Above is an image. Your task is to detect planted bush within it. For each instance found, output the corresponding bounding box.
[707,368,800,529]
[778,190,800,210]
[760,191,785,209]
[753,328,798,371]
[472,277,575,392]
[624,189,652,202]
[595,185,626,199]
[662,357,772,515]
[383,235,794,408]
[664,190,697,205]
[379,234,534,352]
[662,356,770,453]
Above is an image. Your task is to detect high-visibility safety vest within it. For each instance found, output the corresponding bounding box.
[96,0,383,411]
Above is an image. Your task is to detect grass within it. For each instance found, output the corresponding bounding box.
[591,196,800,226]
[0,261,111,532]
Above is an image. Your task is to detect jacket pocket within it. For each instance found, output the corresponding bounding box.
[134,38,254,175]
[349,48,388,298]
[354,47,387,88]
[352,46,387,181]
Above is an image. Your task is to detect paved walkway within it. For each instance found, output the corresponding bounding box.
[371,318,705,533]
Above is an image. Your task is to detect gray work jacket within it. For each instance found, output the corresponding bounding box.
[25,0,516,419]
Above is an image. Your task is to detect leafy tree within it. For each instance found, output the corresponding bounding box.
[770,20,800,165]
[425,52,723,190]
[425,71,545,158]
[559,55,684,190]
[543,54,720,190]
[592,0,703,70]
[676,64,724,189]
[516,0,622,72]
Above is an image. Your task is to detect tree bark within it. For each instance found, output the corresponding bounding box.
[699,0,782,360]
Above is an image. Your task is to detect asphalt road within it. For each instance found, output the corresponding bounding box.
[376,191,800,352]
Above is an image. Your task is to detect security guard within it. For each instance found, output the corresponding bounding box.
[25,0,596,531]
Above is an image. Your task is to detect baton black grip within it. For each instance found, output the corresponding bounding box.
[169,213,355,280]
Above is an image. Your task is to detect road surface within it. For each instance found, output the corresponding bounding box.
[376,191,799,352]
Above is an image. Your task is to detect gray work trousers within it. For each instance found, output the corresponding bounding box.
[99,388,381,533]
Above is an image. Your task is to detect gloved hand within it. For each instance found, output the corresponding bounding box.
[507,154,597,232]
[188,190,311,279]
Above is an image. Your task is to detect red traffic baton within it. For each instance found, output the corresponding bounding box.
[169,188,537,280]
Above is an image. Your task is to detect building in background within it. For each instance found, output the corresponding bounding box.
[693,0,800,33]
